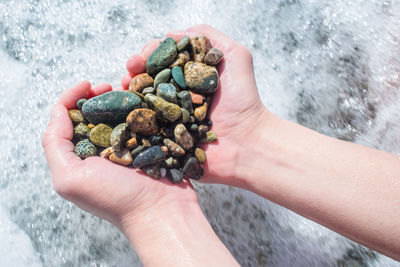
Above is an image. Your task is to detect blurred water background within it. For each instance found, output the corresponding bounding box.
[0,0,400,266]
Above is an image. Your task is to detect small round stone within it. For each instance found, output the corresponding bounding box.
[145,37,177,76]
[131,145,144,158]
[129,73,154,92]
[177,36,190,51]
[132,146,165,168]
[153,69,171,91]
[142,138,151,148]
[149,135,162,145]
[160,168,167,178]
[100,147,114,158]
[163,138,185,157]
[195,148,207,163]
[141,163,161,179]
[74,139,96,159]
[190,124,199,133]
[181,108,190,123]
[156,83,177,103]
[69,109,85,124]
[77,98,87,110]
[161,146,168,155]
[184,61,219,94]
[125,137,138,149]
[174,123,194,151]
[171,66,187,89]
[88,123,95,129]
[126,108,158,136]
[89,123,112,147]
[194,102,208,122]
[204,48,224,66]
[109,148,133,166]
[74,123,91,139]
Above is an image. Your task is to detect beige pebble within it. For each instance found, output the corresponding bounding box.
[125,137,138,149]
[100,147,114,158]
[109,148,133,166]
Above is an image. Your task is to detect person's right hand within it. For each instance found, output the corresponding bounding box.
[122,24,270,186]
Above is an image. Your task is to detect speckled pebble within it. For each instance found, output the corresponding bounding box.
[69,109,85,124]
[183,157,204,180]
[126,108,158,136]
[194,102,208,122]
[204,48,224,66]
[110,123,129,152]
[156,83,177,103]
[141,163,161,179]
[74,139,96,159]
[142,87,155,95]
[125,137,138,149]
[174,123,193,151]
[109,148,133,166]
[190,36,211,63]
[145,37,177,76]
[132,145,165,168]
[89,123,112,147]
[177,90,193,114]
[74,123,91,139]
[181,108,190,123]
[129,73,154,92]
[153,69,171,91]
[77,98,87,110]
[184,61,219,94]
[163,138,185,157]
[144,94,181,122]
[177,36,190,51]
[195,148,207,163]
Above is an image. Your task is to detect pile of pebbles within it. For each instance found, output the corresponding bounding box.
[69,35,223,183]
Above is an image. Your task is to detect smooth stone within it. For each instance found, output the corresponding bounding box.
[160,168,167,178]
[100,147,114,158]
[129,90,145,101]
[129,73,154,92]
[125,137,138,149]
[165,157,175,168]
[89,123,112,147]
[153,69,171,91]
[142,138,151,148]
[142,87,155,95]
[181,108,190,123]
[163,138,185,157]
[74,123,91,139]
[74,139,96,159]
[126,108,158,135]
[132,145,165,168]
[69,109,85,124]
[170,51,190,68]
[184,61,219,94]
[88,123,95,129]
[190,36,211,62]
[168,169,184,184]
[109,148,133,166]
[110,123,129,152]
[183,157,204,180]
[141,163,161,179]
[156,83,177,103]
[190,91,204,104]
[174,123,193,151]
[177,91,193,114]
[77,98,87,110]
[177,36,190,51]
[204,48,224,66]
[194,102,208,122]
[146,37,177,76]
[131,145,144,158]
[195,148,207,163]
[198,125,209,137]
[190,124,198,132]
[82,91,141,125]
[171,66,187,89]
[190,116,196,123]
[149,135,162,145]
[144,94,181,122]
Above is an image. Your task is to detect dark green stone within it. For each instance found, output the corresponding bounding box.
[132,145,165,168]
[74,139,96,159]
[77,98,87,111]
[149,135,163,145]
[145,38,177,76]
[177,90,193,114]
[177,36,190,51]
[141,163,161,179]
[153,69,171,91]
[156,83,177,103]
[171,66,187,89]
[82,91,141,125]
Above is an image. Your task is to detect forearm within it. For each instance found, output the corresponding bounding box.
[121,202,239,267]
[234,112,400,260]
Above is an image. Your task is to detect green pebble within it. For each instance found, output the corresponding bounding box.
[171,66,187,89]
[177,90,193,114]
[89,123,112,147]
[74,139,96,159]
[154,69,171,91]
[74,123,91,139]
[156,83,178,103]
[145,37,177,76]
[181,108,190,123]
[77,98,87,111]
[206,131,218,142]
[142,87,155,95]
[177,36,190,51]
[190,124,198,132]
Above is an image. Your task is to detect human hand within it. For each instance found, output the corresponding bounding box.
[121,24,270,186]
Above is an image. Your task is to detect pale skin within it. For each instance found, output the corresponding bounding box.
[42,25,400,264]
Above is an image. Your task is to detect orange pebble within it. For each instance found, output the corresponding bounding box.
[190,91,204,104]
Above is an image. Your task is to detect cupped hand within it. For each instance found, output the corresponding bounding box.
[122,25,269,185]
[42,81,199,233]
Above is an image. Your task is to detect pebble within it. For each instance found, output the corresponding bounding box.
[190,91,204,105]
[163,138,185,157]
[171,66,187,89]
[142,138,151,148]
[198,125,209,137]
[77,98,87,110]
[156,83,177,103]
[183,157,204,180]
[184,61,219,94]
[153,69,171,91]
[177,36,190,51]
[181,108,190,123]
[129,73,154,92]
[89,123,112,147]
[109,148,133,166]
[190,116,196,123]
[160,168,167,178]
[165,157,175,168]
[88,123,95,129]
[170,51,190,68]
[100,147,114,158]
[168,169,184,184]
[194,102,208,122]
[177,91,193,114]
[204,48,224,66]
[82,91,141,125]
[161,146,168,155]
[144,94,182,122]
[190,124,198,133]
[190,36,211,63]
[74,139,97,159]
[142,87,155,95]
[141,163,161,179]
[206,131,218,142]
[131,145,144,158]
[146,37,177,76]
[126,108,158,135]
[110,123,129,152]
[132,145,165,168]
[125,137,138,149]
[69,109,85,124]
[195,148,207,163]
[149,135,162,145]
[174,123,193,151]
[74,123,91,139]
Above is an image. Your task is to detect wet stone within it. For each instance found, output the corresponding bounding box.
[184,61,219,94]
[174,123,193,151]
[100,147,114,158]
[144,94,181,122]
[190,91,204,105]
[88,123,95,129]
[126,108,158,136]
[204,48,224,66]
[177,36,190,51]
[69,109,85,124]
[129,73,154,92]
[146,37,177,76]
[74,139,96,159]
[131,145,144,158]
[89,123,112,147]
[170,51,190,68]
[109,148,133,166]
[190,36,211,63]
[181,108,190,123]
[149,135,162,145]
[190,123,199,133]
[142,138,151,148]
[125,137,138,149]
[141,163,161,179]
[142,87,155,95]
[156,83,177,103]
[74,123,91,139]
[183,157,204,180]
[82,91,141,125]
[77,98,87,111]
[171,66,187,89]
[165,157,175,168]
[132,145,165,168]
[198,125,209,137]
[110,123,129,152]
[153,69,171,91]
[195,148,207,163]
[177,90,193,114]
[163,138,185,157]
[203,130,218,143]
[161,146,168,155]
[194,102,208,122]
[168,169,184,184]
[160,168,167,178]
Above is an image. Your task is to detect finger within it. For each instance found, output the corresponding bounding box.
[113,87,123,91]
[141,39,161,60]
[58,80,92,109]
[121,74,132,90]
[91,83,112,96]
[126,54,146,77]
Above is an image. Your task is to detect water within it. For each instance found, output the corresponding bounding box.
[0,0,399,266]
